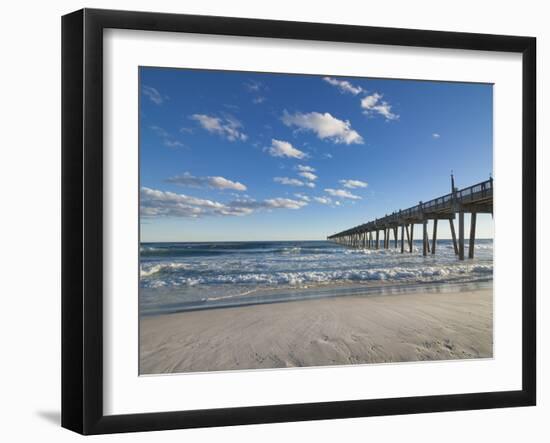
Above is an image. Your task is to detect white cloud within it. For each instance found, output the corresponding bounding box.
[274,177,304,186]
[299,171,318,181]
[140,187,246,218]
[339,179,368,189]
[150,126,184,149]
[296,165,315,172]
[361,93,382,109]
[190,114,248,141]
[244,80,263,92]
[274,177,315,188]
[432,133,441,139]
[221,197,307,211]
[282,111,363,145]
[208,176,246,191]
[266,139,307,159]
[163,140,185,148]
[361,93,398,120]
[244,81,267,104]
[166,172,247,191]
[191,114,221,131]
[323,77,363,95]
[141,187,306,218]
[322,79,398,121]
[263,198,308,210]
[314,196,332,205]
[294,193,311,202]
[324,188,362,200]
[142,85,165,105]
[322,153,333,159]
[150,125,169,138]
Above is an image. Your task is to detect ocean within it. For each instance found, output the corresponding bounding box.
[139,239,493,316]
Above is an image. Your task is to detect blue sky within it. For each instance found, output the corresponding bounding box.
[140,67,493,242]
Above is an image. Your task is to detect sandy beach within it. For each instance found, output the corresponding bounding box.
[140,286,492,374]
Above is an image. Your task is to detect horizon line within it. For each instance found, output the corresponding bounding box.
[140,238,494,243]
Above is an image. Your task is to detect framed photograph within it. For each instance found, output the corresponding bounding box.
[62,8,536,435]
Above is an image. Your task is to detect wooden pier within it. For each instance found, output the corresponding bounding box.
[327,176,493,260]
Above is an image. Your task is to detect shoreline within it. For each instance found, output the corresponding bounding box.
[140,283,493,375]
[140,279,493,316]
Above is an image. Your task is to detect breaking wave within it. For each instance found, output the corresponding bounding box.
[139,239,493,313]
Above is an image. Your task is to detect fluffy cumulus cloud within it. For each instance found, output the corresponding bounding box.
[298,171,317,181]
[339,179,368,189]
[282,111,363,145]
[190,114,248,141]
[266,139,307,159]
[141,187,307,218]
[361,93,398,121]
[142,85,165,105]
[323,78,399,122]
[140,187,245,218]
[324,188,362,200]
[432,133,441,139]
[274,177,315,188]
[323,77,363,95]
[262,198,307,209]
[314,196,332,205]
[221,197,308,211]
[294,193,311,202]
[166,172,247,191]
[298,172,317,181]
[297,167,318,181]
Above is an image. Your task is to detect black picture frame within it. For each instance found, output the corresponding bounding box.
[62,8,536,435]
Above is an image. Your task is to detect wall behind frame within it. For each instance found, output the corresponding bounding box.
[0,1,545,442]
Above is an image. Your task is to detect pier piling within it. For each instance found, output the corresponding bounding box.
[423,220,428,256]
[449,219,458,255]
[432,219,438,254]
[458,212,465,261]
[469,213,477,259]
